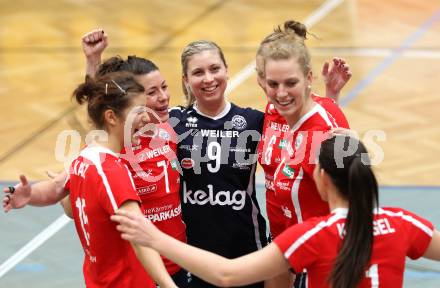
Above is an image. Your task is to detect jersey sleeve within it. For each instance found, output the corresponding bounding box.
[98,161,141,214]
[273,220,320,273]
[398,208,434,259]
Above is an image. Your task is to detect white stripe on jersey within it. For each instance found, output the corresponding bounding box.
[124,164,136,190]
[283,207,434,259]
[284,212,346,258]
[290,104,321,133]
[290,168,304,223]
[246,163,263,250]
[81,146,119,212]
[315,104,337,128]
[377,208,433,237]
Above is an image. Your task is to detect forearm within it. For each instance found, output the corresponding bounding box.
[325,87,340,102]
[29,172,68,206]
[132,244,177,288]
[85,56,101,78]
[151,231,284,287]
[152,232,235,286]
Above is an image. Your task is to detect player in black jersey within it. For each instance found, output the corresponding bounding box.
[169,40,267,288]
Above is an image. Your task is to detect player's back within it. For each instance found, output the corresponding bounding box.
[67,146,154,288]
[274,207,434,288]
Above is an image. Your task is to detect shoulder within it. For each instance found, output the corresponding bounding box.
[273,214,334,257]
[231,103,264,118]
[168,105,187,118]
[312,94,337,106]
[379,207,434,231]
[230,103,264,133]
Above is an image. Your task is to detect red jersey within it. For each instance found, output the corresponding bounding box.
[65,146,155,288]
[121,122,186,275]
[274,207,434,288]
[258,95,349,237]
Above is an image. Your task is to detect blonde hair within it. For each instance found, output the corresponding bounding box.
[257,20,311,76]
[180,40,228,107]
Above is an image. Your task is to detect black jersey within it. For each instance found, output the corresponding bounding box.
[170,102,267,288]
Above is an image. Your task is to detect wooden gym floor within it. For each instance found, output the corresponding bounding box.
[0,0,439,287]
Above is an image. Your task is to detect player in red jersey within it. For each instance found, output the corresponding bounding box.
[3,72,177,287]
[81,30,189,284]
[255,20,351,287]
[110,135,440,288]
[256,20,351,239]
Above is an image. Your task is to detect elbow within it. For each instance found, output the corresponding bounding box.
[213,263,238,287]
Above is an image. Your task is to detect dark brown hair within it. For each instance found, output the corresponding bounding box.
[73,72,145,129]
[319,135,379,288]
[96,55,159,78]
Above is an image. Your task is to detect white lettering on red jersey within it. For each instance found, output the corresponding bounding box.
[65,146,155,288]
[274,207,434,288]
[121,122,186,275]
[258,96,349,237]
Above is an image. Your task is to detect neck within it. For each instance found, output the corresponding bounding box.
[96,131,122,154]
[195,98,227,117]
[327,186,349,212]
[286,95,315,128]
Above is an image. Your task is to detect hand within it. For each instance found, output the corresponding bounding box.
[111,209,158,247]
[81,28,108,60]
[45,170,58,179]
[322,57,352,101]
[3,175,31,212]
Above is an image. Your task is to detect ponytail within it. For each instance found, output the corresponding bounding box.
[72,72,144,129]
[319,136,379,288]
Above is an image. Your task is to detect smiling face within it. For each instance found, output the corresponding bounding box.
[265,56,313,124]
[135,70,170,123]
[183,49,228,108]
[113,92,149,146]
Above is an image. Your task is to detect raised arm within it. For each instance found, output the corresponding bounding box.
[3,171,69,212]
[118,201,178,288]
[322,57,352,102]
[82,28,108,77]
[112,209,290,287]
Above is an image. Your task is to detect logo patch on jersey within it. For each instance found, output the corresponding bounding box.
[181,158,194,169]
[231,115,247,130]
[170,159,179,170]
[132,144,142,151]
[265,179,274,191]
[133,169,153,179]
[186,117,198,128]
[278,139,289,149]
[282,164,295,178]
[137,184,157,195]
[180,144,199,151]
[276,181,290,191]
[282,206,292,219]
[295,133,304,150]
[182,182,246,211]
[232,162,251,170]
[158,129,170,141]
